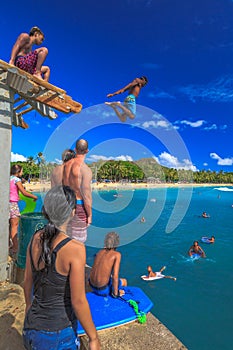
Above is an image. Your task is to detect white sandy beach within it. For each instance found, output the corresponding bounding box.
[24,181,233,193]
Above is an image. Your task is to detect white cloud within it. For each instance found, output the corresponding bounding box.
[87,154,134,162]
[210,153,233,166]
[142,119,171,129]
[179,75,233,103]
[203,163,208,167]
[154,152,198,171]
[11,152,27,162]
[54,158,62,165]
[204,124,217,131]
[180,119,205,128]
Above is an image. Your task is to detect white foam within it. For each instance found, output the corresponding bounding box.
[214,187,233,192]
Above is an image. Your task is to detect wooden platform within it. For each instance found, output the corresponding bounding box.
[0,59,82,114]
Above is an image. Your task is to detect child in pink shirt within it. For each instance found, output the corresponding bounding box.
[9,164,37,257]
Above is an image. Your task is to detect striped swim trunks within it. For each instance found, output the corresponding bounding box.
[67,200,88,243]
[15,51,38,75]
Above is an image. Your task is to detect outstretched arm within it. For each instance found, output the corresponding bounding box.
[9,33,29,65]
[107,78,143,98]
[199,246,206,257]
[188,246,193,256]
[112,252,125,296]
[17,182,38,201]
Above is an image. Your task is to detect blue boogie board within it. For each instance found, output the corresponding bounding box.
[201,237,212,244]
[190,253,202,260]
[77,286,153,335]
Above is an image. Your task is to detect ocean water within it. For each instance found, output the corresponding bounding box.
[87,186,233,350]
[20,186,233,350]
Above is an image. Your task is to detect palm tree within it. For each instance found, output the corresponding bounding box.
[27,156,35,181]
[36,152,44,165]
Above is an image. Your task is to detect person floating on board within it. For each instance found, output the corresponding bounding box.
[89,232,127,298]
[202,211,210,218]
[145,265,177,281]
[208,236,215,243]
[9,26,50,81]
[51,149,76,187]
[202,236,215,244]
[188,241,206,258]
[105,76,148,122]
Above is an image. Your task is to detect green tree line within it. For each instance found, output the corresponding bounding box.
[11,157,233,184]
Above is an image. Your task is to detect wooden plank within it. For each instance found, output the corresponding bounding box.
[0,59,66,94]
[29,91,82,113]
[0,59,82,114]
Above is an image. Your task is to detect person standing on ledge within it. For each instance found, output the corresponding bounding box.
[9,26,50,81]
[9,164,37,258]
[63,139,92,244]
[105,76,148,122]
[23,186,100,350]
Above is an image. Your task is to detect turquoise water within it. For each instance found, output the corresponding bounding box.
[87,186,233,350]
[20,186,233,350]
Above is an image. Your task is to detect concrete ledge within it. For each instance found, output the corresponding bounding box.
[0,282,187,350]
[80,312,187,350]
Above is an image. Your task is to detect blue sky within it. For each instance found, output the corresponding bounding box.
[2,0,233,171]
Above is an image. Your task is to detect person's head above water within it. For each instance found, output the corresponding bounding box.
[147,265,152,272]
[104,232,120,250]
[75,139,89,155]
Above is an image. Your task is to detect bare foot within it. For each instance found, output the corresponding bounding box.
[33,71,43,80]
[173,278,177,281]
[105,101,121,106]
[119,289,125,296]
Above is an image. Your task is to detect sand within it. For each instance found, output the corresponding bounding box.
[0,281,25,350]
[24,180,232,193]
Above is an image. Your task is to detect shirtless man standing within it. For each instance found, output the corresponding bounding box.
[105,76,148,122]
[9,26,50,81]
[62,139,92,243]
[89,232,127,298]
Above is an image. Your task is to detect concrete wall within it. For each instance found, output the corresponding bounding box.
[0,75,13,281]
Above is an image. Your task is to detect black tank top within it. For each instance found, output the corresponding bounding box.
[24,236,76,331]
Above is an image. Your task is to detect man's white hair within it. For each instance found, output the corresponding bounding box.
[104,232,119,249]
